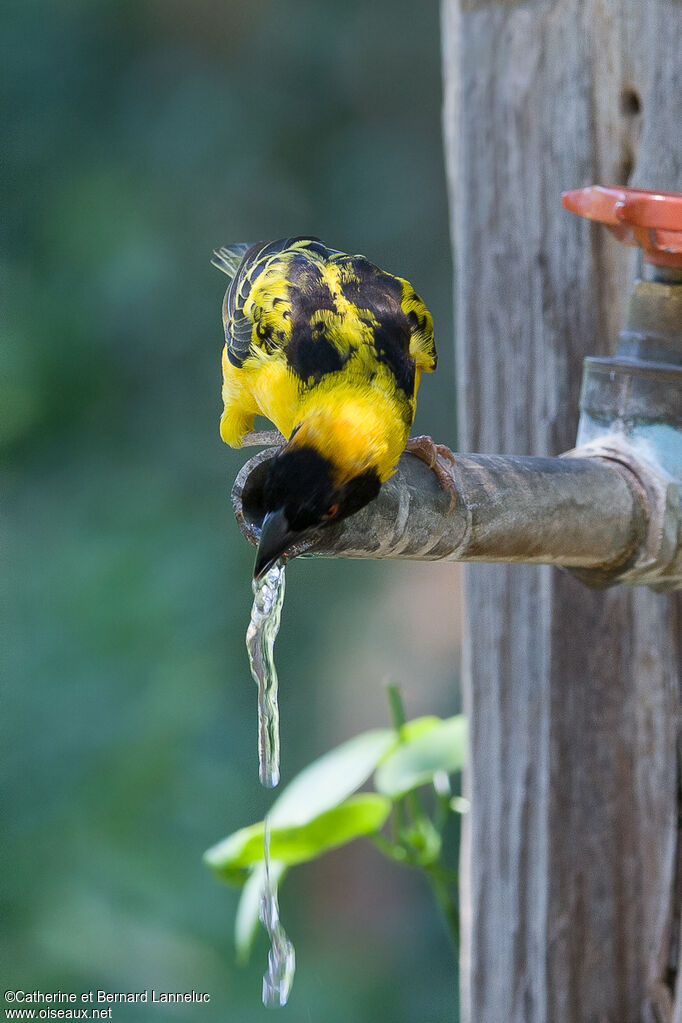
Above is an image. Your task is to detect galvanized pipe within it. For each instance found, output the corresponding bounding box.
[232,445,648,579]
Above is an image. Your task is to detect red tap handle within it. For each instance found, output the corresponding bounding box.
[561,185,682,268]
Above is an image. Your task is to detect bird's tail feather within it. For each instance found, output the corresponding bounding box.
[211,243,251,279]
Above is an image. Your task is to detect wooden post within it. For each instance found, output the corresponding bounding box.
[441,2,682,1022]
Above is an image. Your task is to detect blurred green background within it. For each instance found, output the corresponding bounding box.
[2,0,461,1019]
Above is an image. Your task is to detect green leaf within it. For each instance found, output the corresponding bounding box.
[269,728,396,828]
[398,715,441,743]
[204,794,392,878]
[375,715,467,798]
[235,861,287,964]
[207,864,250,888]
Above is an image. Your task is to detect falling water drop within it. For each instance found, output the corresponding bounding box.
[245,560,296,1005]
[246,561,286,788]
[260,819,296,1007]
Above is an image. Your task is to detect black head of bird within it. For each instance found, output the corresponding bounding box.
[254,445,381,579]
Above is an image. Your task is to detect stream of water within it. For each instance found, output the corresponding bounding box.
[246,561,295,1006]
[259,820,296,1006]
[246,561,286,788]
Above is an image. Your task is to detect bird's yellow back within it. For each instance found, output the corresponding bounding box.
[216,237,436,484]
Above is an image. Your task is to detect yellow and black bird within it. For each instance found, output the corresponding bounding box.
[213,236,440,578]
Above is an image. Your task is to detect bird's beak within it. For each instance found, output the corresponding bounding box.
[254,509,298,580]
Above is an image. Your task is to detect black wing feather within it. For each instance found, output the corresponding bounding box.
[216,237,336,368]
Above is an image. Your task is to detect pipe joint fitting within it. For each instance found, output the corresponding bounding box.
[562,439,681,591]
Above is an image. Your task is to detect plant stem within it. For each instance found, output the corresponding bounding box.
[384,682,426,826]
[426,866,460,958]
[368,833,408,863]
[385,683,410,837]
[386,681,407,730]
[384,682,460,961]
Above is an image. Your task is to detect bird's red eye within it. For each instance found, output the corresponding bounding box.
[323,503,339,520]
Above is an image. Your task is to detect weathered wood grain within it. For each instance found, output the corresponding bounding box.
[441,1,682,1020]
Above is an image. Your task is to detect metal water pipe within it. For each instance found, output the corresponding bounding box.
[231,187,682,592]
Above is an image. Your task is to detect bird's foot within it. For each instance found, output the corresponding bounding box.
[240,430,287,448]
[405,435,458,510]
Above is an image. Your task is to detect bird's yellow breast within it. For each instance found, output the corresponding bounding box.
[291,372,412,484]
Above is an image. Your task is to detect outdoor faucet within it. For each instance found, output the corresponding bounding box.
[232,187,682,592]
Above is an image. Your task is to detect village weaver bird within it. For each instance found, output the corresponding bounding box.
[214,237,452,578]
